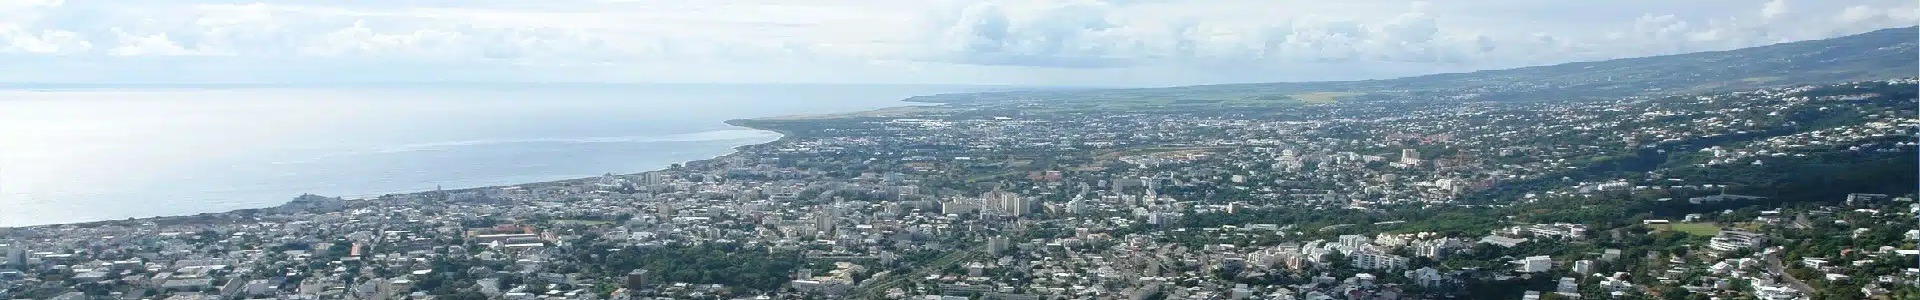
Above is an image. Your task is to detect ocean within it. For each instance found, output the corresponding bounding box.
[0,84,988,226]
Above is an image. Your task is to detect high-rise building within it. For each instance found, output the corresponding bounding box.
[1401,149,1421,163]
[942,199,981,215]
[983,189,1029,217]
[814,208,838,236]
[641,172,669,186]
[987,236,1010,255]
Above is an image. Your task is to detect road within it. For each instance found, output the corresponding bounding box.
[1762,250,1814,294]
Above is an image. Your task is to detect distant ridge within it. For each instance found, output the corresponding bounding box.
[910,26,1919,104]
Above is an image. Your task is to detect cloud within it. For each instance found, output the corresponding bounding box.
[2,29,90,54]
[107,31,199,56]
[928,1,1142,68]
[1762,0,1789,20]
[0,0,1913,85]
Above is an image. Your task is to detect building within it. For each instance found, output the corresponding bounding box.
[626,269,652,290]
[1709,230,1767,252]
[1413,238,1466,258]
[641,172,669,186]
[941,199,981,215]
[244,279,276,296]
[983,189,1030,217]
[1753,284,1801,300]
[1351,249,1410,271]
[1404,267,1449,288]
[1066,197,1088,215]
[1520,223,1588,239]
[1337,235,1371,252]
[1846,193,1890,206]
[1556,277,1579,296]
[1480,235,1529,248]
[0,244,22,267]
[1572,260,1594,275]
[987,236,1011,255]
[814,208,838,236]
[1515,256,1552,273]
[471,233,541,244]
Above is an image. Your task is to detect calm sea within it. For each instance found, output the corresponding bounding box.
[0,84,990,226]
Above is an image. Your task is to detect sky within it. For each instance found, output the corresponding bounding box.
[1,0,1914,86]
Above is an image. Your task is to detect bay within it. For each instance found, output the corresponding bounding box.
[0,84,987,226]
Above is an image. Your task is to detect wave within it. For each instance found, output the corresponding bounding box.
[372,129,781,154]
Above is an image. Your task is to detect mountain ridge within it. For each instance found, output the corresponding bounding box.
[909,26,1918,104]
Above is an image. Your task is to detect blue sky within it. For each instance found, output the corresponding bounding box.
[2,0,1913,86]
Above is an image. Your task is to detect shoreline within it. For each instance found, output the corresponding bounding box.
[2,103,920,230]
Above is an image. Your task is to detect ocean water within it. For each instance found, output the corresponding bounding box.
[0,84,985,226]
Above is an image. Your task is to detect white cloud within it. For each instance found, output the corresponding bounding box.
[1762,0,1789,20]
[0,0,1912,85]
[302,21,464,58]
[2,29,90,54]
[107,30,205,56]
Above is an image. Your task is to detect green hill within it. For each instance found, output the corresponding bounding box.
[909,27,1918,105]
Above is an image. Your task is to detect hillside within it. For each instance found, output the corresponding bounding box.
[909,27,1918,105]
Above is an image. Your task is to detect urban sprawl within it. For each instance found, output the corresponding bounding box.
[3,77,1918,300]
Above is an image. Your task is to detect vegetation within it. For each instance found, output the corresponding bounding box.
[906,27,1917,106]
[575,240,803,292]
[1656,223,1721,237]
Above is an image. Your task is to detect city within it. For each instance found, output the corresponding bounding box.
[1,5,1917,300]
[2,72,1914,300]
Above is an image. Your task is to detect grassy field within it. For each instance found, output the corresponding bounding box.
[1287,92,1363,104]
[1657,223,1722,236]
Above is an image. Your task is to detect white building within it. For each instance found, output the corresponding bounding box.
[244,279,276,296]
[1709,230,1767,252]
[1515,256,1552,273]
[941,199,981,215]
[983,189,1030,216]
[1350,249,1410,271]
[1337,235,1372,252]
[1413,238,1466,258]
[1572,260,1594,275]
[1753,284,1802,300]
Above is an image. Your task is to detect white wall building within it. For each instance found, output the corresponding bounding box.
[1515,256,1552,273]
[1709,230,1767,252]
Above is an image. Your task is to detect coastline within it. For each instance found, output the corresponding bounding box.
[3,102,930,230]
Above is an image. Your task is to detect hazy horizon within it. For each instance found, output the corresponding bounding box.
[3,0,1915,86]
